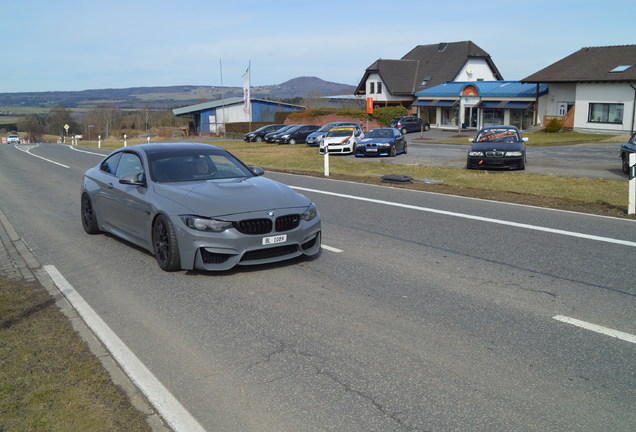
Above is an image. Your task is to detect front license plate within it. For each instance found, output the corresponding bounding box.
[262,234,287,245]
[367,148,377,152]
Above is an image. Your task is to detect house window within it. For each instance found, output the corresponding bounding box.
[588,103,623,124]
[377,82,382,94]
[369,82,375,94]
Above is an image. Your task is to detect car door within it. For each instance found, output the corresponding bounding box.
[105,151,153,248]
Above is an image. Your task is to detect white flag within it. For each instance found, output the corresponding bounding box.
[243,65,251,116]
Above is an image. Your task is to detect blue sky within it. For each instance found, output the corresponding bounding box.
[3,0,635,93]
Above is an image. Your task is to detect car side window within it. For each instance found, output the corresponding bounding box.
[100,152,123,175]
[115,152,144,179]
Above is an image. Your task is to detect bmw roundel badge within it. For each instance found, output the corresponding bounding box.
[267,211,275,217]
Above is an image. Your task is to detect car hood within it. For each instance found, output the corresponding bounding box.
[152,176,310,217]
[359,137,393,145]
[469,141,524,152]
[323,135,353,145]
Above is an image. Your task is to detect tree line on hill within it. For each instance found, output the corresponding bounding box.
[10,105,189,142]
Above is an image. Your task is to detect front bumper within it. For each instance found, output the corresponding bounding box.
[467,155,524,169]
[319,144,354,154]
[355,145,392,157]
[174,211,322,271]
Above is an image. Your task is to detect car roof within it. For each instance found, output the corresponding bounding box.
[123,142,226,155]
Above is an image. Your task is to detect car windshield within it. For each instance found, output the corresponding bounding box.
[476,129,520,143]
[149,150,254,182]
[365,129,393,139]
[326,129,353,137]
[317,123,337,132]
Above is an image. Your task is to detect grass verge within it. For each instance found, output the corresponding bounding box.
[0,277,152,432]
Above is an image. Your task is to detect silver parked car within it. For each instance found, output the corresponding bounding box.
[81,143,321,271]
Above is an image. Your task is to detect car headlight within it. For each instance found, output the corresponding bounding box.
[379,143,391,147]
[468,151,484,157]
[505,151,523,156]
[300,203,318,221]
[180,215,233,232]
[281,134,290,139]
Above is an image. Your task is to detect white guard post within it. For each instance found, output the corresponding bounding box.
[124,134,127,147]
[98,135,101,148]
[324,144,329,177]
[629,153,636,215]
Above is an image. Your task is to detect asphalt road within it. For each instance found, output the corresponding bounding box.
[0,142,634,431]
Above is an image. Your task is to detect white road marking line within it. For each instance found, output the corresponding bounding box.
[15,144,70,168]
[67,145,108,156]
[553,315,636,344]
[43,265,206,432]
[292,186,636,248]
[322,244,343,253]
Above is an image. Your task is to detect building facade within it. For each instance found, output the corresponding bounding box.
[414,81,548,131]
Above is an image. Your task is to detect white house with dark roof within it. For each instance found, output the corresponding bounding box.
[522,45,636,134]
[354,41,503,110]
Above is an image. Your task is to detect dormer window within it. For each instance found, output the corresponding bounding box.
[438,43,447,51]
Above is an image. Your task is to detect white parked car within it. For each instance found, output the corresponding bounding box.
[319,126,364,155]
[7,134,20,144]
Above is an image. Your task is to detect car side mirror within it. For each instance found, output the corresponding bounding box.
[522,137,529,142]
[468,138,474,143]
[119,173,146,186]
[250,166,265,176]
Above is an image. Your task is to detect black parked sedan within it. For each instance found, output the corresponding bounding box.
[244,124,285,142]
[467,125,527,170]
[275,124,320,145]
[355,128,407,157]
[264,125,295,143]
[620,132,636,175]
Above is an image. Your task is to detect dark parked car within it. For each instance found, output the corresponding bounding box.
[389,116,430,134]
[81,143,321,271]
[264,125,295,143]
[275,124,320,145]
[620,132,636,174]
[467,125,527,170]
[244,124,285,142]
[355,128,407,157]
[306,122,363,147]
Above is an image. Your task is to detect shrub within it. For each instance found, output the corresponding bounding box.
[545,118,563,133]
[371,106,408,126]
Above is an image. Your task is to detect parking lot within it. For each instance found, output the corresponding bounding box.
[346,128,626,181]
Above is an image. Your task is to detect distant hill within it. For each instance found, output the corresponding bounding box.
[0,77,356,110]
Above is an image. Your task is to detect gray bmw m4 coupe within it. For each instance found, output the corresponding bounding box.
[81,142,321,271]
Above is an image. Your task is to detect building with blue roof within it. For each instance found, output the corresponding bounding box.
[413,81,548,131]
[173,97,305,135]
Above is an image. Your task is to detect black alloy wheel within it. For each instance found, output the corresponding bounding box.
[81,193,101,234]
[153,214,181,271]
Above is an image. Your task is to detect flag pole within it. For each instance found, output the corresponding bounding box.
[219,59,225,139]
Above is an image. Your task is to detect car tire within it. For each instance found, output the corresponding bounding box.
[390,146,397,157]
[519,155,526,171]
[289,138,296,145]
[81,193,101,234]
[423,124,430,132]
[152,214,181,272]
[403,143,408,154]
[622,155,630,174]
[255,136,263,142]
[400,127,408,135]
